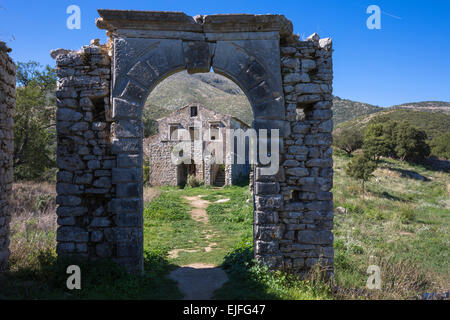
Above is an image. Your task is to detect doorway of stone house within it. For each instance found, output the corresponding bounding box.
[141,69,254,298]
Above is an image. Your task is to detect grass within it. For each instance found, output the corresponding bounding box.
[332,150,449,298]
[1,151,449,299]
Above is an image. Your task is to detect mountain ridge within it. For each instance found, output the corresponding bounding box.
[143,71,449,136]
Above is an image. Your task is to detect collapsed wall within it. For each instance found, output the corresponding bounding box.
[51,42,125,265]
[0,42,15,272]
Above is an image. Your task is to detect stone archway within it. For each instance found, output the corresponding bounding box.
[52,10,334,277]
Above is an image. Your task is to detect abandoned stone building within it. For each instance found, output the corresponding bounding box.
[144,103,251,187]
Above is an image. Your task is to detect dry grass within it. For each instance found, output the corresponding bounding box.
[144,186,161,204]
[8,181,57,271]
[333,255,436,300]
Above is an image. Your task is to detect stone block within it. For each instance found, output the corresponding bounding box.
[297,230,333,244]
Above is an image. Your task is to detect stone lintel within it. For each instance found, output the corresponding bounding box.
[201,14,292,37]
[97,10,292,37]
[97,10,202,32]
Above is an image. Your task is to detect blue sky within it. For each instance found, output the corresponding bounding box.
[1,0,449,107]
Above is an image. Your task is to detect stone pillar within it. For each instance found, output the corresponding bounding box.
[51,42,118,265]
[0,42,15,272]
[278,32,334,277]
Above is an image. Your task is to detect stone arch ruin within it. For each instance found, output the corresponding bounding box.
[45,10,334,276]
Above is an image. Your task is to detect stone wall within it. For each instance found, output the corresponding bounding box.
[147,104,250,186]
[52,42,120,263]
[251,32,334,278]
[0,42,15,272]
[279,32,334,276]
[148,141,178,186]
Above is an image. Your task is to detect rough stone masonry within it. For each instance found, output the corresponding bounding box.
[51,10,334,277]
[0,42,15,272]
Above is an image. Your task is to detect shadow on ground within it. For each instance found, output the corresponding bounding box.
[0,250,182,299]
[212,245,279,300]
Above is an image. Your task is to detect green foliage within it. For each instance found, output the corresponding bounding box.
[186,174,204,188]
[345,154,377,193]
[429,132,450,159]
[339,109,450,142]
[363,120,430,162]
[363,123,391,161]
[333,127,363,156]
[14,61,57,180]
[395,206,416,223]
[393,121,430,161]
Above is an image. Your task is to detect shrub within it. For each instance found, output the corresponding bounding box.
[345,154,378,195]
[395,206,415,223]
[186,174,203,188]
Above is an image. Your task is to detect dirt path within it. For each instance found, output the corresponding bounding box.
[168,195,228,300]
[169,263,228,300]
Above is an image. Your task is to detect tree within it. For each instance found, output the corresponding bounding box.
[333,128,363,156]
[380,120,398,158]
[393,121,430,161]
[363,123,390,162]
[345,153,377,196]
[14,62,57,180]
[430,132,450,160]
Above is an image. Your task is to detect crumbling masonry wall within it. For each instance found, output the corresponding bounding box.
[52,43,119,262]
[277,33,334,275]
[0,42,15,272]
[52,10,334,276]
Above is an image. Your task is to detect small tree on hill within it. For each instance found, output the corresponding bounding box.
[345,153,377,197]
[393,121,430,161]
[363,123,390,162]
[333,128,363,156]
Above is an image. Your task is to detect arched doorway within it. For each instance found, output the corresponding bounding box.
[53,10,334,277]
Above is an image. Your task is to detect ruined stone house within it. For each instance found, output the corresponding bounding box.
[144,103,251,187]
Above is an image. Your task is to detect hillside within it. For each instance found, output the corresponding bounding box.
[144,72,385,126]
[145,71,252,126]
[332,96,384,125]
[336,109,450,141]
[391,101,450,115]
[144,71,449,139]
